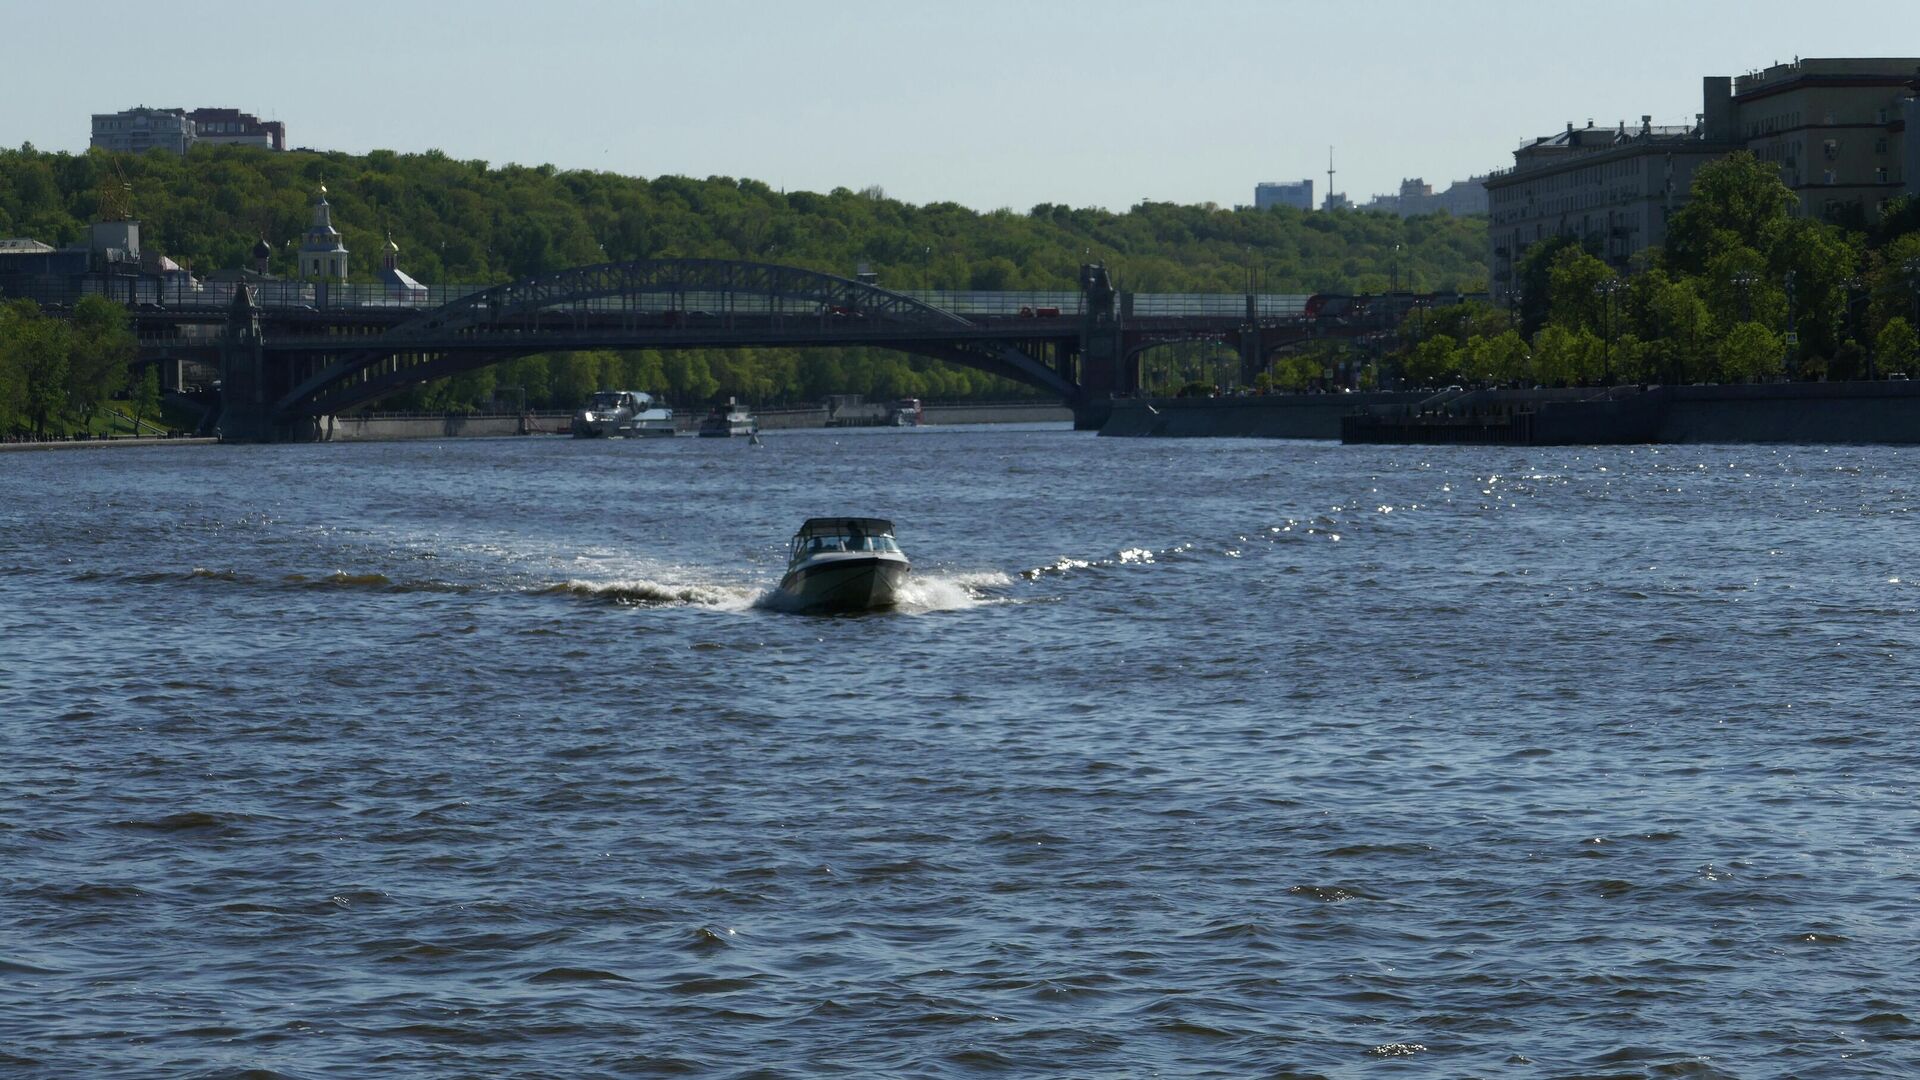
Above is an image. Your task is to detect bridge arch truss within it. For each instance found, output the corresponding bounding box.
[270,259,1079,418]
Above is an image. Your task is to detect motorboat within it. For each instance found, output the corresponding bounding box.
[777,518,910,611]
[698,397,758,438]
[891,397,924,426]
[573,390,674,438]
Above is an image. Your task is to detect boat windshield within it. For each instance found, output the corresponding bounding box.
[793,533,901,559]
[588,392,624,408]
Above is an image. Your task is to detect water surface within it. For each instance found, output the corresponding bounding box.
[4,427,1918,1077]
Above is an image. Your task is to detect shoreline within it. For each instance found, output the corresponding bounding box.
[1100,381,1920,445]
[0,436,218,453]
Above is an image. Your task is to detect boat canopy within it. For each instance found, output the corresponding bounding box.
[794,517,895,539]
[587,390,653,408]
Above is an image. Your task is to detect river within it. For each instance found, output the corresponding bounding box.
[4,425,1918,1076]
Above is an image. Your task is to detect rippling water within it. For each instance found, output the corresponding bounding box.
[5,426,1920,1077]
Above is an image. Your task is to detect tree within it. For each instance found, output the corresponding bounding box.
[1466,330,1530,385]
[1663,152,1797,276]
[0,143,1505,413]
[1268,353,1325,391]
[1767,217,1861,372]
[130,366,161,433]
[1403,335,1462,385]
[1546,247,1617,334]
[1512,235,1581,336]
[0,300,73,437]
[1632,273,1713,383]
[1700,247,1784,333]
[65,295,135,427]
[1877,317,1918,375]
[1531,324,1605,386]
[1720,322,1785,382]
[0,303,29,433]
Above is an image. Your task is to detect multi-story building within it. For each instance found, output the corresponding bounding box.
[1486,59,1920,302]
[1254,179,1314,211]
[89,107,195,154]
[88,106,286,153]
[1484,101,1737,301]
[1361,176,1489,217]
[1733,58,1919,221]
[185,108,286,151]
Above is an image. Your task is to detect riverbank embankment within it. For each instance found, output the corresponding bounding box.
[320,401,1071,442]
[1102,381,1920,445]
[0,435,218,453]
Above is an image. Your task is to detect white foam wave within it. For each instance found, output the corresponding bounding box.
[894,571,1010,613]
[545,577,764,610]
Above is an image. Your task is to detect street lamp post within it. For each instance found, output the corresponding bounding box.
[1594,279,1623,384]
[1732,271,1757,323]
[1843,276,1872,380]
[1906,258,1920,329]
[1783,270,1797,379]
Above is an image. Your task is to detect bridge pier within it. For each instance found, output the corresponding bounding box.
[1075,264,1121,430]
[215,285,324,442]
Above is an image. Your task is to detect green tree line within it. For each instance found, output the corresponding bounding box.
[0,143,1489,417]
[1389,153,1920,388]
[0,296,149,439]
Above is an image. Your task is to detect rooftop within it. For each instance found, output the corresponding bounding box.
[1734,57,1920,96]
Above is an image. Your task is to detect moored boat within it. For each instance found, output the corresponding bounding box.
[698,397,757,438]
[573,390,674,438]
[777,518,910,612]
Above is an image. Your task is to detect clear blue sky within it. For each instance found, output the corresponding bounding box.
[2,0,1908,211]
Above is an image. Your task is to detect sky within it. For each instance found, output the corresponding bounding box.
[3,0,1912,212]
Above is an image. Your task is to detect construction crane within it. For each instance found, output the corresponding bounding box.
[96,160,134,221]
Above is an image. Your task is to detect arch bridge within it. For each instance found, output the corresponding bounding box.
[113,257,1436,440]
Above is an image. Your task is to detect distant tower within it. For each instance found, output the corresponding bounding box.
[298,183,349,281]
[1326,147,1335,209]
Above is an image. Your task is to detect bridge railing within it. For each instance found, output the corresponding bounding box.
[1,277,493,311]
[12,275,1317,323]
[1130,293,1311,318]
[899,290,1085,315]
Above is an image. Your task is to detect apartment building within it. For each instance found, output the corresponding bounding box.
[1485,59,1920,302]
[89,106,286,153]
[1734,57,1918,221]
[1254,179,1314,211]
[89,106,195,154]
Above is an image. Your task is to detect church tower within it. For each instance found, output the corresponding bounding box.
[298,184,349,281]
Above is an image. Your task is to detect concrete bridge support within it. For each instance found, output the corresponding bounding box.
[216,286,322,442]
[1074,264,1122,430]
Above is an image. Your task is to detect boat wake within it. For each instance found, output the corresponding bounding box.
[892,571,1015,613]
[539,578,764,610]
[541,570,1012,615]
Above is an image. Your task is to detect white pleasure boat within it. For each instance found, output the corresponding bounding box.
[698,397,758,438]
[777,518,910,611]
[572,390,674,438]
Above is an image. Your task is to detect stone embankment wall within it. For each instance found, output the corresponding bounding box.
[325,413,560,441]
[323,402,1072,442]
[1100,393,1425,439]
[1102,383,1920,445]
[924,403,1071,425]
